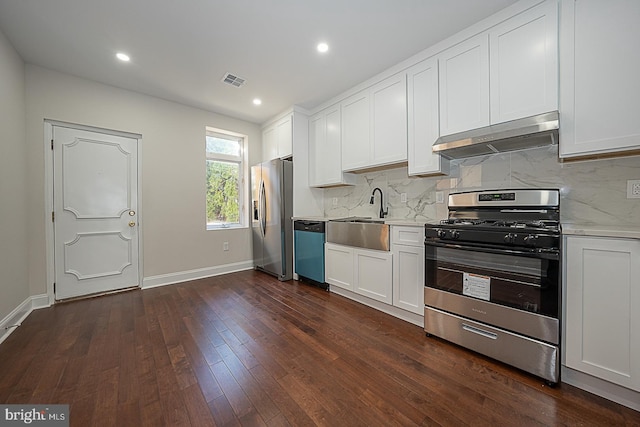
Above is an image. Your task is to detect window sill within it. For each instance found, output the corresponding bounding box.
[206,224,247,231]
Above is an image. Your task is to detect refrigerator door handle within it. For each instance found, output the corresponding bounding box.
[261,181,267,237]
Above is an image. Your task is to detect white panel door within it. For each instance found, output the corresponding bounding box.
[341,90,370,171]
[308,112,324,186]
[489,0,558,123]
[407,57,448,176]
[262,126,277,161]
[325,243,353,291]
[324,104,343,184]
[392,244,424,315]
[565,236,640,391]
[559,0,640,158]
[53,126,139,299]
[354,248,392,304]
[370,73,408,166]
[439,34,490,136]
[275,115,293,158]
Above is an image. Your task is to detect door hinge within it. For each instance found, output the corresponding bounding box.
[51,139,54,150]
[52,211,55,222]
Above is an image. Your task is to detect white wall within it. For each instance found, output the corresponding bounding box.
[0,29,29,321]
[25,65,262,295]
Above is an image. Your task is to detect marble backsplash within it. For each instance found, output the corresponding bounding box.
[323,145,640,227]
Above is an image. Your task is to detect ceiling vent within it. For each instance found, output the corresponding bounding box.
[221,73,246,88]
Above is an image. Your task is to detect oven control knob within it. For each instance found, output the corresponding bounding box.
[524,234,538,245]
[503,233,514,243]
[437,229,447,238]
[451,230,460,239]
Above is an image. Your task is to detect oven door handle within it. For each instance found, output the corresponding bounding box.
[437,266,542,288]
[462,323,498,340]
[424,240,559,260]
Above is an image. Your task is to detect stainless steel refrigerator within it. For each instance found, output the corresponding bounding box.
[251,159,293,281]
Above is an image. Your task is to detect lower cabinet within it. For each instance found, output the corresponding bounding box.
[564,235,640,392]
[392,244,424,315]
[325,242,392,304]
[391,226,425,315]
[354,249,393,304]
[325,242,353,291]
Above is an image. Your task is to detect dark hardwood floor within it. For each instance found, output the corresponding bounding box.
[1,270,638,426]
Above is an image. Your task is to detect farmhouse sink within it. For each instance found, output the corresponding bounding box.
[327,218,390,251]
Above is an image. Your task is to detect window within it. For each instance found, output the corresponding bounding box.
[205,127,247,229]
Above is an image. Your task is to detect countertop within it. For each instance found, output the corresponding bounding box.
[291,216,435,227]
[562,224,640,240]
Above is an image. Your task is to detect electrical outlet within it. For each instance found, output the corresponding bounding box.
[400,193,407,203]
[627,180,640,199]
[436,191,444,204]
[223,241,229,251]
[332,197,338,206]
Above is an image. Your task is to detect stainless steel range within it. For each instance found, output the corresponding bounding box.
[424,188,561,384]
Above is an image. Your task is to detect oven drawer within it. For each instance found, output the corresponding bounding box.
[424,287,559,344]
[424,306,559,383]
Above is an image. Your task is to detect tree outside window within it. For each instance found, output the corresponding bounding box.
[205,128,247,229]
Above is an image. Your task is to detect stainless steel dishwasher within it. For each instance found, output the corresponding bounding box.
[294,220,327,290]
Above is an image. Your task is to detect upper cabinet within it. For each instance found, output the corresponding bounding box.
[262,114,292,161]
[341,90,370,171]
[439,0,558,137]
[308,103,356,187]
[490,0,558,123]
[559,0,640,158]
[407,58,449,176]
[438,34,490,136]
[342,73,408,172]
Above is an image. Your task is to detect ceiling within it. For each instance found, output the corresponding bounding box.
[0,0,518,124]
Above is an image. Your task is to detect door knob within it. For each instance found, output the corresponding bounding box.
[129,221,136,227]
[129,210,136,216]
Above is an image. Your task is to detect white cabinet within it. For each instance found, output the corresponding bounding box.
[370,74,408,167]
[354,249,393,304]
[559,0,640,158]
[564,235,640,392]
[262,114,292,161]
[325,242,392,304]
[325,243,353,291]
[406,57,449,176]
[262,126,277,161]
[391,226,425,315]
[439,0,558,136]
[489,0,558,123]
[308,104,356,187]
[341,73,407,172]
[438,34,490,136]
[341,90,370,171]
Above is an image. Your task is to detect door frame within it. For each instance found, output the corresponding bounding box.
[44,120,144,304]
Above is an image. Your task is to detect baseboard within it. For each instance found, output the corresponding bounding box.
[561,366,640,412]
[0,294,50,346]
[142,261,254,289]
[330,286,424,327]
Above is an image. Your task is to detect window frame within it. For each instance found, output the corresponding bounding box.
[205,127,248,230]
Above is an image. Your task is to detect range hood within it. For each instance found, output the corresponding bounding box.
[432,111,559,160]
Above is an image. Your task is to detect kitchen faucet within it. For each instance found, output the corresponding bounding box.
[370,187,388,218]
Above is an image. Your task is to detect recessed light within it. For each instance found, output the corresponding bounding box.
[116,52,130,62]
[253,98,262,106]
[317,42,329,53]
